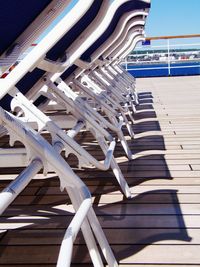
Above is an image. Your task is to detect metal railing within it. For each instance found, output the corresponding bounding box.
[121,35,200,77]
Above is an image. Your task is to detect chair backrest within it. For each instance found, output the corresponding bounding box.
[102,14,147,60]
[109,26,145,60]
[0,0,150,111]
[90,10,148,62]
[67,13,148,80]
[0,0,70,70]
[79,1,150,62]
[120,35,145,59]
[61,0,150,81]
[0,0,96,109]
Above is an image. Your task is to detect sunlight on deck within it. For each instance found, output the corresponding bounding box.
[0,76,200,266]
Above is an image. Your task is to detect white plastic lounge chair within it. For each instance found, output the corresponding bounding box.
[1,1,149,198]
[0,0,71,74]
[65,8,149,120]
[0,1,120,266]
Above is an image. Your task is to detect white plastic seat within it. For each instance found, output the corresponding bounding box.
[0,1,121,266]
[0,1,150,264]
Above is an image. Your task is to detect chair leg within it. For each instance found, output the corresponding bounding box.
[67,187,105,267]
[117,130,132,160]
[87,207,119,267]
[121,112,134,138]
[97,136,132,198]
[0,107,119,266]
[106,116,132,160]
[110,156,132,198]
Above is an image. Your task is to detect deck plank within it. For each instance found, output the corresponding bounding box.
[1,76,200,266]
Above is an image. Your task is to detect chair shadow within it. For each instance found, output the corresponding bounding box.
[0,183,74,264]
[0,188,192,265]
[134,92,157,119]
[98,189,191,264]
[0,90,192,265]
[72,90,192,264]
[75,90,171,196]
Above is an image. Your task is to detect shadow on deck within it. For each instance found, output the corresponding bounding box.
[1,76,199,266]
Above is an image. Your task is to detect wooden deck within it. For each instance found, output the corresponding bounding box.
[1,75,200,266]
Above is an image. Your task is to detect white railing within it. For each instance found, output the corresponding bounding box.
[121,37,200,76]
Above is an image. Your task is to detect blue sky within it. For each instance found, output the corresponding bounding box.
[145,0,200,37]
[40,0,200,40]
[37,0,200,49]
[136,0,200,50]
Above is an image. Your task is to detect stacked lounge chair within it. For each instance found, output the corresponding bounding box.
[0,0,151,266]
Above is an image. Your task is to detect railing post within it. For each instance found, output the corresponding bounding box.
[167,39,171,76]
[125,56,128,71]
